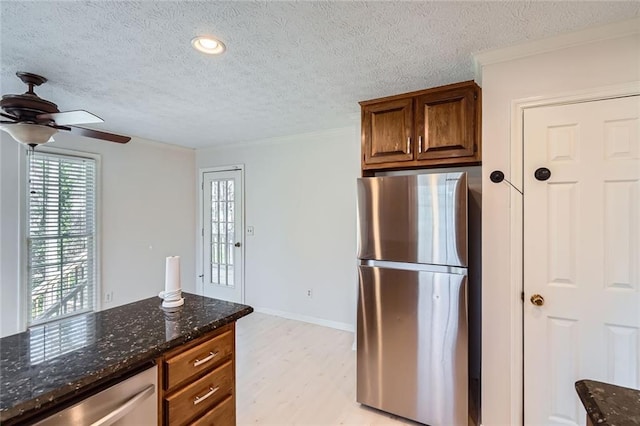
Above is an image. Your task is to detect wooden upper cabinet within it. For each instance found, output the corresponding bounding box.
[360,81,481,171]
[415,86,477,160]
[361,97,413,164]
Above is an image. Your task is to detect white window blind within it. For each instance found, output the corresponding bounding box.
[27,152,97,324]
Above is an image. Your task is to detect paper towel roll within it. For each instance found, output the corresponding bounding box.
[165,256,181,294]
[161,256,184,307]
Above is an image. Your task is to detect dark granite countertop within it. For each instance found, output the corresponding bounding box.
[576,380,640,425]
[0,292,253,423]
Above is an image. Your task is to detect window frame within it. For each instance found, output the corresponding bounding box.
[21,147,101,328]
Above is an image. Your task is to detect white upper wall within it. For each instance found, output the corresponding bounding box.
[0,132,196,337]
[196,126,360,329]
[479,28,639,426]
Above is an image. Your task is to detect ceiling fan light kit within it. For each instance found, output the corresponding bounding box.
[1,71,131,149]
[191,35,226,55]
[0,123,56,147]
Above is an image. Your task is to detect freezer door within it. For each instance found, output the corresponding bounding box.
[357,173,467,267]
[357,265,468,425]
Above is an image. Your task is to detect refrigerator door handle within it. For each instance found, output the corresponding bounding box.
[360,259,467,275]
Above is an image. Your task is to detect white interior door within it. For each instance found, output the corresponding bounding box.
[524,95,639,425]
[202,169,244,303]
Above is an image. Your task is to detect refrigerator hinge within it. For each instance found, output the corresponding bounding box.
[521,291,524,302]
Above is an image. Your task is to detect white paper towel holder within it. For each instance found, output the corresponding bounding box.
[162,298,184,308]
[159,289,184,308]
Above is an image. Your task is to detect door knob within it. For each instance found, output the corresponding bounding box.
[530,294,545,306]
[534,167,551,181]
[234,242,241,247]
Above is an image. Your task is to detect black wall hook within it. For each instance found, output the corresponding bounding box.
[489,170,523,195]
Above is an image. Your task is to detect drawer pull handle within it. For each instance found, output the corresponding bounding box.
[193,351,218,367]
[194,386,219,405]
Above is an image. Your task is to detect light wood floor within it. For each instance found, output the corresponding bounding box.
[235,312,418,426]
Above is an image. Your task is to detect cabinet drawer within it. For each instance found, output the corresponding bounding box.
[191,395,235,426]
[164,330,233,391]
[164,360,234,426]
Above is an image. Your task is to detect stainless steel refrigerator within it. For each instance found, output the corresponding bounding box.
[356,172,476,426]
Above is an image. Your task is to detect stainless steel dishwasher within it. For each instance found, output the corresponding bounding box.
[33,365,157,426]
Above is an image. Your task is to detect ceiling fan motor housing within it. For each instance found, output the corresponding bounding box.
[1,94,59,123]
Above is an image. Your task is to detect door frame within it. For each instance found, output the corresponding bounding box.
[197,164,245,302]
[507,81,640,424]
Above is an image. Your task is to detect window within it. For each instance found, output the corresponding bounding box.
[210,178,235,286]
[27,151,97,325]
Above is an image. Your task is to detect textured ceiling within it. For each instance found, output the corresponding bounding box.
[1,1,638,148]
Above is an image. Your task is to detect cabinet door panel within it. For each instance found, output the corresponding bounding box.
[362,98,413,165]
[416,87,477,161]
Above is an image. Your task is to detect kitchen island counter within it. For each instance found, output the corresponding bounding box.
[0,292,253,423]
[575,380,640,425]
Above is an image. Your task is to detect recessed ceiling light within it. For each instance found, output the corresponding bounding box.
[191,36,226,55]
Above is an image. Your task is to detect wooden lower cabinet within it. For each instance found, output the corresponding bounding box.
[158,323,236,426]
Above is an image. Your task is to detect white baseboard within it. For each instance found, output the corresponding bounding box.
[253,307,355,333]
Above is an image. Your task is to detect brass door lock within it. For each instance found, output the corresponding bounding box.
[530,294,545,306]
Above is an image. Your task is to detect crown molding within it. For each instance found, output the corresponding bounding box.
[473,17,640,83]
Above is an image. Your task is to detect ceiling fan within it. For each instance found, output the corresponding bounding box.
[1,71,131,149]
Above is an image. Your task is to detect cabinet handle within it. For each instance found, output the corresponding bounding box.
[418,136,422,153]
[193,386,219,405]
[193,351,218,367]
[407,137,411,154]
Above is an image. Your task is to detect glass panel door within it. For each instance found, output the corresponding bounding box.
[210,178,234,286]
[202,169,243,303]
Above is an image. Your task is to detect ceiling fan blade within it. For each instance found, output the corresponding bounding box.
[37,110,104,126]
[66,126,131,144]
